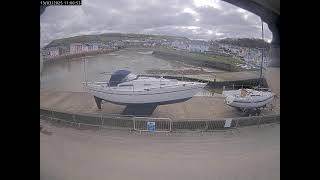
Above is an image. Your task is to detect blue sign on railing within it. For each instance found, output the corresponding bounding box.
[147,121,156,132]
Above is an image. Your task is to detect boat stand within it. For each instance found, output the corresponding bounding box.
[122,104,158,116]
[239,108,262,116]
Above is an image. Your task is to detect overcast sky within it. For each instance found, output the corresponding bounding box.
[40,0,272,47]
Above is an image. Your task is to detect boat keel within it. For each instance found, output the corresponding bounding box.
[94,96,103,109]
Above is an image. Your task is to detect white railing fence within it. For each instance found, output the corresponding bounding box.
[40,108,280,132]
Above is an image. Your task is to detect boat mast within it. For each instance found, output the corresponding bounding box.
[259,18,264,86]
[83,57,87,86]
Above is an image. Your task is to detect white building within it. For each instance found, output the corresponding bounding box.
[41,49,50,57]
[113,41,125,48]
[70,43,84,54]
[188,41,209,52]
[171,40,188,50]
[82,44,89,52]
[49,47,59,57]
[89,44,99,51]
[70,43,100,54]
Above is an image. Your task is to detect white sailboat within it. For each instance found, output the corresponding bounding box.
[222,88,274,110]
[222,18,275,112]
[83,69,207,109]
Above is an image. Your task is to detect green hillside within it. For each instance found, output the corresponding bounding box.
[214,38,270,49]
[45,33,189,48]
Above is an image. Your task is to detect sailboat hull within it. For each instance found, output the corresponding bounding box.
[223,89,274,109]
[86,84,204,106]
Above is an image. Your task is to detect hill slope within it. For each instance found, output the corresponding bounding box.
[45,33,189,48]
[215,38,270,49]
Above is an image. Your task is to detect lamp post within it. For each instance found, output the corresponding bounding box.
[259,18,264,86]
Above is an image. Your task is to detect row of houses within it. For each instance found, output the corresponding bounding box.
[209,42,270,68]
[42,43,102,59]
[41,38,269,68]
[70,43,99,54]
[42,39,211,59]
[120,39,210,52]
[171,40,209,52]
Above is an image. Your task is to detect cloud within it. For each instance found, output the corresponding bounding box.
[40,0,272,47]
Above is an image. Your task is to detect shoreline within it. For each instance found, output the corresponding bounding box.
[152,49,245,72]
[43,48,120,63]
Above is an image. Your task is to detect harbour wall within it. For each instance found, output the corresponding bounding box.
[152,49,239,72]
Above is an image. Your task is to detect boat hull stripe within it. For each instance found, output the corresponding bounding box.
[87,86,202,96]
[231,96,273,103]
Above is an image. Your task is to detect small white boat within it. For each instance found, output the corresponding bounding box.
[222,87,274,110]
[83,70,207,109]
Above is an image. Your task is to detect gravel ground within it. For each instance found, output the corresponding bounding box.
[40,122,280,180]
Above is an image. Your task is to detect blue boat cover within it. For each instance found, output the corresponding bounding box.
[109,70,131,86]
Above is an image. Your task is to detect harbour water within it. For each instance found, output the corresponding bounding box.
[40,48,222,93]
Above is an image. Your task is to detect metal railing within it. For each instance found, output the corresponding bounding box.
[223,84,272,92]
[95,70,212,82]
[40,108,280,132]
[133,117,172,133]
